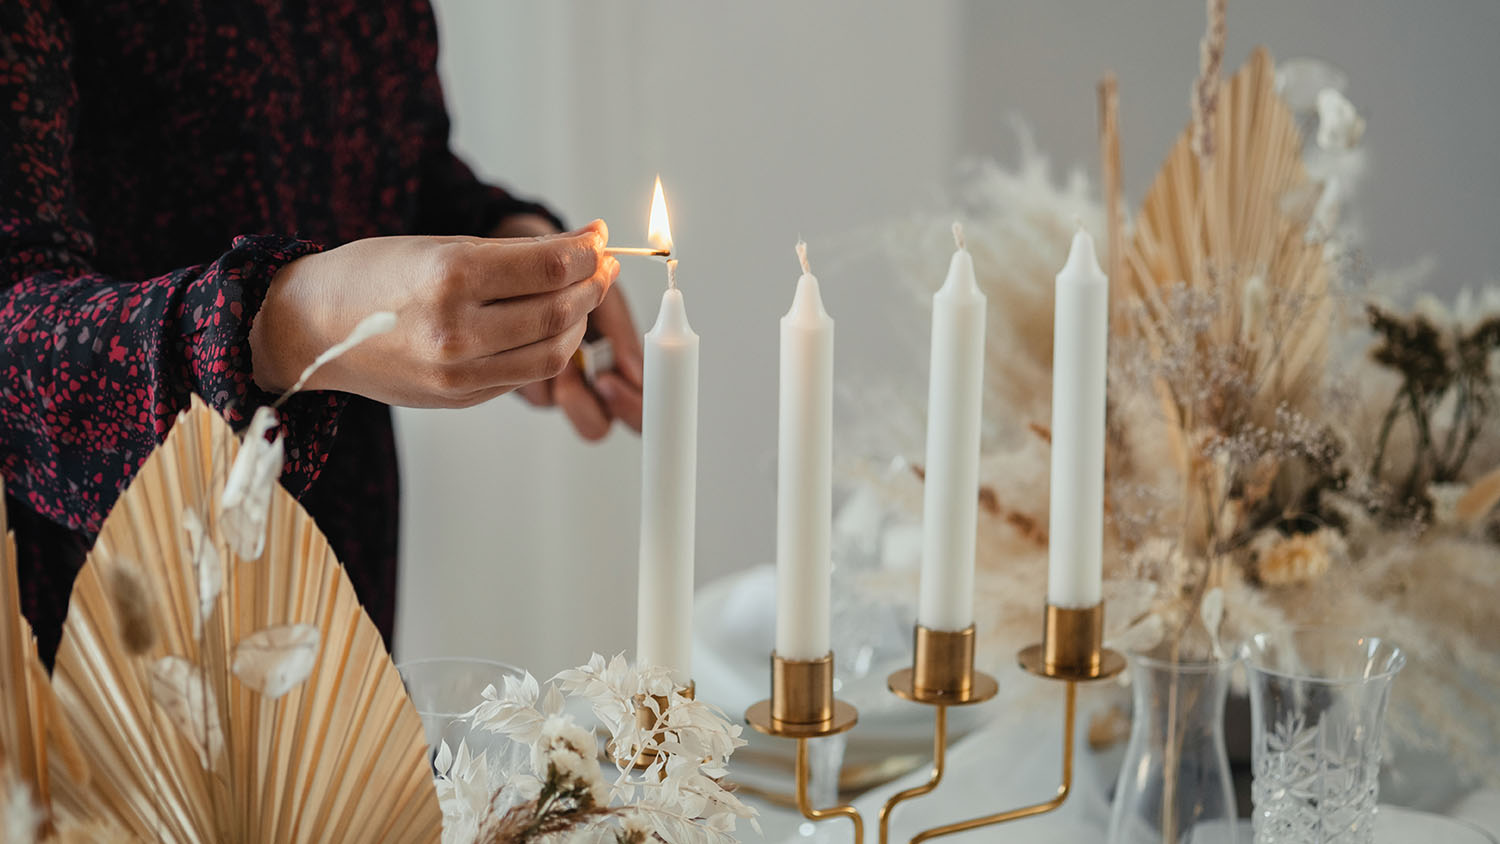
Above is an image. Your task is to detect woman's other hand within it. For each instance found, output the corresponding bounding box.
[249,221,619,409]
[499,216,645,440]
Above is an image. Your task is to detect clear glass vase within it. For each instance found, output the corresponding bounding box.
[1108,652,1240,844]
[1244,629,1405,844]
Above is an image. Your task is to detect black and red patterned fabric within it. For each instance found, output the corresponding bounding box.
[1,0,558,662]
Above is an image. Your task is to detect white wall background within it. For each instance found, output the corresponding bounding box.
[394,1,1500,676]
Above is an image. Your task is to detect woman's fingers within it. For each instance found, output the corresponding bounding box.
[467,257,617,357]
[588,285,643,388]
[442,317,589,398]
[593,372,643,432]
[553,366,611,441]
[451,229,605,300]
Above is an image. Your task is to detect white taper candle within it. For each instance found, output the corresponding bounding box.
[775,242,835,660]
[917,223,987,631]
[1047,230,1109,608]
[636,260,699,683]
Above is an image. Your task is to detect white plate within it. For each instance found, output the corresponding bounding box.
[693,565,997,774]
[1376,806,1498,843]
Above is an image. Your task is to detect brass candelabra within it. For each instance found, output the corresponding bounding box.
[746,602,1123,843]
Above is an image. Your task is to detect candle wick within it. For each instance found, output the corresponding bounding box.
[1073,215,1086,233]
[666,258,679,290]
[795,240,811,276]
[952,221,966,250]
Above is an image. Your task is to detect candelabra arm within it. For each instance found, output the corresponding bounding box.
[908,681,1077,843]
[877,705,947,844]
[795,738,865,843]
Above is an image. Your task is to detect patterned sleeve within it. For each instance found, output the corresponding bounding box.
[0,0,343,534]
[407,5,565,237]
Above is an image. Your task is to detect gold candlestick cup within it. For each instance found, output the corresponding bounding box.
[746,652,862,841]
[624,682,695,769]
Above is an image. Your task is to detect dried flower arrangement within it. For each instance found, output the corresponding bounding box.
[0,314,756,843]
[434,655,756,844]
[848,0,1500,790]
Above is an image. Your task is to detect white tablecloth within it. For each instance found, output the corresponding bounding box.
[743,704,1500,843]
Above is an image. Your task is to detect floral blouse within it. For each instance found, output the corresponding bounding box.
[1,0,557,662]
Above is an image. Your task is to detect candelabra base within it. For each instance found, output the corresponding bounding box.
[886,667,999,706]
[1017,643,1126,681]
[745,698,859,739]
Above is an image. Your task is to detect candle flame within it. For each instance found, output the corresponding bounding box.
[647,175,672,253]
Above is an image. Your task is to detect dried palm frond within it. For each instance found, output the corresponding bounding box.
[1109,45,1347,660]
[47,397,441,843]
[0,484,88,838]
[1120,46,1331,444]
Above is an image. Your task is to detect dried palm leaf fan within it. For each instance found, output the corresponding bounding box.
[1115,46,1333,550]
[47,397,441,843]
[1,484,88,838]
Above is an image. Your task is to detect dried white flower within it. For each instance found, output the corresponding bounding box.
[445,655,757,844]
[276,310,398,403]
[232,624,319,699]
[1,774,43,844]
[1200,586,1226,660]
[219,406,283,561]
[1276,58,1350,113]
[434,739,519,844]
[464,670,556,747]
[149,656,224,769]
[1252,529,1344,587]
[1316,87,1365,152]
[532,714,608,806]
[183,508,221,634]
[1428,482,1468,528]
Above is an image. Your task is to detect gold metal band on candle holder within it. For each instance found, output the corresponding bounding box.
[623,682,695,769]
[745,652,858,739]
[887,625,999,706]
[1016,603,1125,682]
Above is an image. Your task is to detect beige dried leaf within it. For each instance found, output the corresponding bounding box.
[1253,531,1332,587]
[231,624,319,700]
[147,656,223,770]
[218,406,283,561]
[1455,464,1500,527]
[277,310,398,403]
[181,509,221,634]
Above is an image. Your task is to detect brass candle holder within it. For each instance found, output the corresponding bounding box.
[745,652,863,841]
[744,603,1121,842]
[877,624,999,843]
[622,681,694,770]
[874,603,1122,842]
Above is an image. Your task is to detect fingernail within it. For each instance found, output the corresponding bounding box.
[595,378,618,402]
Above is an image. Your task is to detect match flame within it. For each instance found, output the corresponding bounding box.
[647,175,672,253]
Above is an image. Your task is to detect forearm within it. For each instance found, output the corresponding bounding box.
[0,235,341,532]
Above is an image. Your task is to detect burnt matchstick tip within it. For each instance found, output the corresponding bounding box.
[606,246,671,257]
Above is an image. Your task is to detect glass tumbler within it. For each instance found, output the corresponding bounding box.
[396,656,529,776]
[1244,629,1405,844]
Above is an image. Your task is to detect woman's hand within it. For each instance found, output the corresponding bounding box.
[498,216,645,440]
[249,221,619,409]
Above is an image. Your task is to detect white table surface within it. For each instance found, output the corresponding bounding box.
[737,707,1500,843]
[695,566,1499,843]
